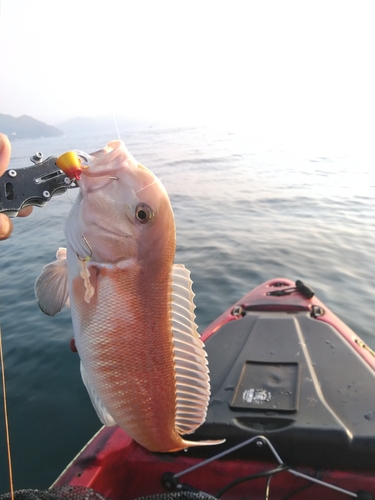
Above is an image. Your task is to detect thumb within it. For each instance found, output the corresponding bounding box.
[0,214,13,240]
[0,133,11,176]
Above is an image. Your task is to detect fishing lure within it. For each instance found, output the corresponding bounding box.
[56,151,89,181]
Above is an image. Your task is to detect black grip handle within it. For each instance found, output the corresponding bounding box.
[0,156,70,217]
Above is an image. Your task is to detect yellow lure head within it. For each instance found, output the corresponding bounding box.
[56,151,87,180]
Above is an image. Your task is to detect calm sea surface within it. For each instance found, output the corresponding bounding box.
[0,124,374,492]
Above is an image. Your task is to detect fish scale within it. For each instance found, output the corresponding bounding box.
[73,267,178,449]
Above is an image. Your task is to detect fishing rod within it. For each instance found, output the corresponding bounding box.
[0,326,14,500]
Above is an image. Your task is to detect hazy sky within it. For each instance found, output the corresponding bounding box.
[0,0,374,140]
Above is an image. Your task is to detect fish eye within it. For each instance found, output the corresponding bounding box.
[135,203,154,224]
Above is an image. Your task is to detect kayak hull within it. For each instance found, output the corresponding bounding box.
[53,278,375,499]
[53,425,375,499]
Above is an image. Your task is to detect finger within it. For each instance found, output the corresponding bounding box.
[0,133,11,176]
[18,206,33,217]
[0,214,13,240]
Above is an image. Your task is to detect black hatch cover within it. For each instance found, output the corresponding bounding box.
[188,311,375,470]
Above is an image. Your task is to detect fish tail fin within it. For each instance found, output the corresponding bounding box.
[170,438,226,452]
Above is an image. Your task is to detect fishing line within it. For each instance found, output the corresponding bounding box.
[0,326,14,500]
[135,177,163,194]
[111,111,121,141]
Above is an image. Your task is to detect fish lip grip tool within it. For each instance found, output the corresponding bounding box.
[0,150,88,217]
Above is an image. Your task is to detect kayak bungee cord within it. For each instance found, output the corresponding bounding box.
[216,464,289,499]
[163,435,359,498]
[0,326,14,500]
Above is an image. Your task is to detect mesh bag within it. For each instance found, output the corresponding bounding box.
[134,493,218,500]
[0,487,109,500]
[0,487,219,500]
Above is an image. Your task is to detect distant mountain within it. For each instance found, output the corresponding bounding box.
[0,113,64,140]
[57,115,156,136]
[57,116,113,135]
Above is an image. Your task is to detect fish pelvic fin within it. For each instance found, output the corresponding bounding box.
[171,264,211,435]
[35,248,70,316]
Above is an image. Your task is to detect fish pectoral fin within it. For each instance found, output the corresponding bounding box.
[35,249,70,316]
[80,363,117,427]
[171,264,211,435]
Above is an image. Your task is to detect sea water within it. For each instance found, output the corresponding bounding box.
[0,124,374,491]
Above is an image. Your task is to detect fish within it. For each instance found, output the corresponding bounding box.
[35,140,224,452]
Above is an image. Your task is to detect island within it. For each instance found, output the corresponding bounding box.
[0,113,63,140]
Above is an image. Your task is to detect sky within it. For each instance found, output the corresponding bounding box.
[0,0,374,142]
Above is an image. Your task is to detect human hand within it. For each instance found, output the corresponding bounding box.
[0,133,33,240]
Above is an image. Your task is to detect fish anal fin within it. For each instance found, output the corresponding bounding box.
[35,249,69,316]
[172,264,211,435]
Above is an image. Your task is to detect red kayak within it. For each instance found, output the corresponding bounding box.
[52,278,375,500]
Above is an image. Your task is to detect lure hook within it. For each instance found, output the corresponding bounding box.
[76,236,93,262]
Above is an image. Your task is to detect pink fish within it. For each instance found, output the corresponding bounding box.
[35,140,223,452]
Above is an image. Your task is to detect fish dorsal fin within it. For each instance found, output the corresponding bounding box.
[80,363,117,427]
[171,264,210,435]
[35,248,70,316]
